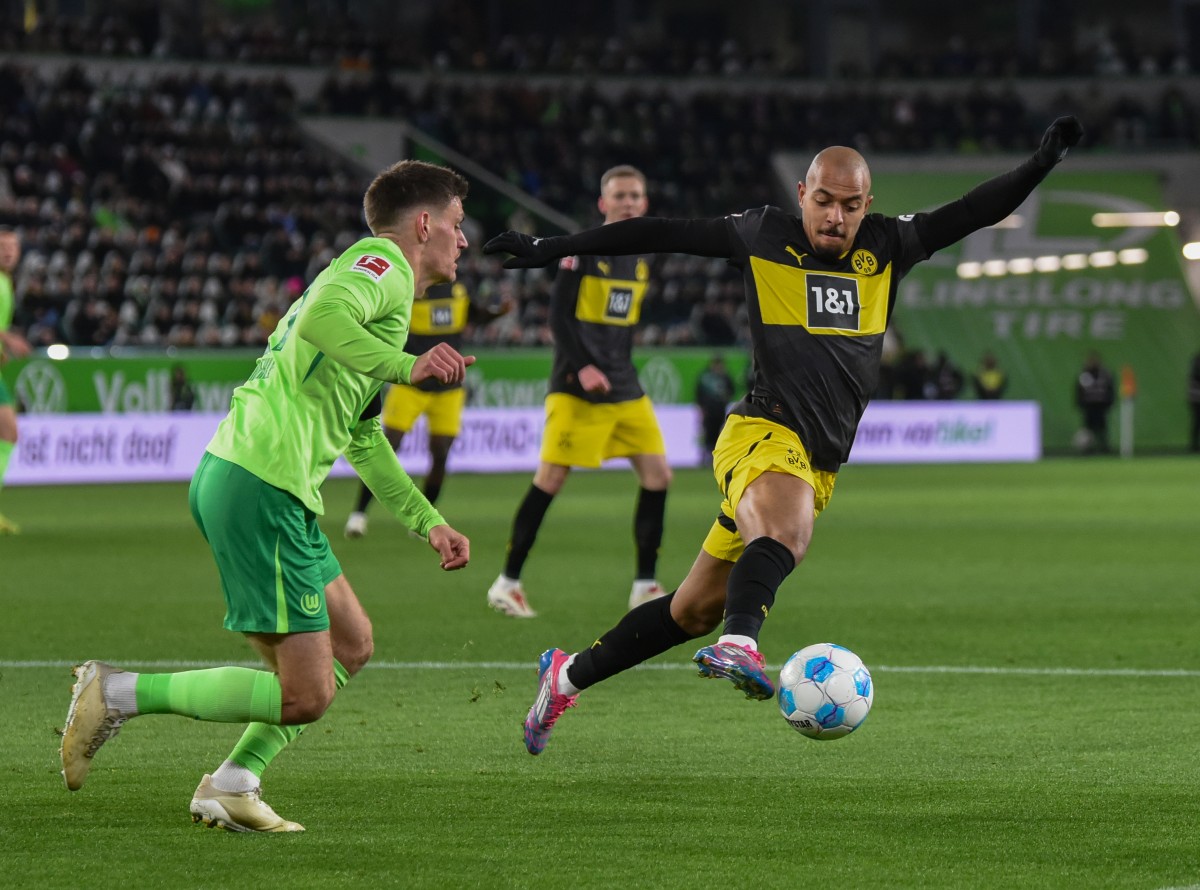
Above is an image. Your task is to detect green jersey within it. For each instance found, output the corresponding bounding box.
[0,271,13,333]
[206,237,444,533]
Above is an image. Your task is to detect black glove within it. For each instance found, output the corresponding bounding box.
[482,231,563,269]
[1034,115,1084,168]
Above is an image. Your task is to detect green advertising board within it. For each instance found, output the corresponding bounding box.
[871,169,1200,451]
[3,347,752,414]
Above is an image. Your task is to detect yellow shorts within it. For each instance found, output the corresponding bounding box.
[381,385,466,437]
[701,414,837,562]
[540,393,666,468]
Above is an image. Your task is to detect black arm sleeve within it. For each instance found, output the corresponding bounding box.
[560,216,734,258]
[914,156,1052,255]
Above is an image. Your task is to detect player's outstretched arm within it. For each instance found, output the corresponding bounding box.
[484,217,733,269]
[916,115,1084,255]
[409,341,476,385]
[427,524,470,570]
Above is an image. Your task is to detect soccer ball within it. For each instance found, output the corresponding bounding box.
[778,643,874,740]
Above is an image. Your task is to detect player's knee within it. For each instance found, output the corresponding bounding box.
[338,631,374,676]
[280,689,334,725]
[671,596,723,637]
[779,536,809,566]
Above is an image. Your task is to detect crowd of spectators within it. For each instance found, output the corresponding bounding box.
[0,38,1197,350]
[0,7,1193,81]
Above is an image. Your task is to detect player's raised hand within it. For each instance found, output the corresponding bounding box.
[410,341,476,385]
[1034,116,1084,168]
[482,232,562,269]
[427,523,470,570]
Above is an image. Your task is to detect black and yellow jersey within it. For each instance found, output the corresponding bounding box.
[514,151,1060,468]
[406,282,490,393]
[549,252,656,403]
[726,207,927,470]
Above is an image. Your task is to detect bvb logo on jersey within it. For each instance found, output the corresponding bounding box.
[851,249,878,276]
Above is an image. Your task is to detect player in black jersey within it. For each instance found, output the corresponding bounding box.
[487,166,673,618]
[485,116,1084,754]
[343,281,512,538]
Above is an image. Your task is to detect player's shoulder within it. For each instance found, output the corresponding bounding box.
[332,238,413,287]
[729,204,787,223]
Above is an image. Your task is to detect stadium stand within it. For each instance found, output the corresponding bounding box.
[0,0,1197,350]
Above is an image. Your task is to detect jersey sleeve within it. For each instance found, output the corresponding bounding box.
[295,282,417,383]
[886,214,932,278]
[724,206,773,267]
[343,417,446,535]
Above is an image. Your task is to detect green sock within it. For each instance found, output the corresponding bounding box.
[135,667,282,724]
[228,659,351,777]
[0,439,13,494]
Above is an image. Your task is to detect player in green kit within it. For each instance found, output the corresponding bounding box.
[59,161,474,832]
[0,228,31,534]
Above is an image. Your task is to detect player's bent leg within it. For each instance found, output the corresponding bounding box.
[684,535,778,701]
[670,550,733,636]
[61,660,291,791]
[325,574,374,674]
[204,574,370,827]
[734,471,815,563]
[526,555,728,755]
[246,630,336,725]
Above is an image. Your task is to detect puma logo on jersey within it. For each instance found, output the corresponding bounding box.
[597,261,611,276]
[784,246,807,266]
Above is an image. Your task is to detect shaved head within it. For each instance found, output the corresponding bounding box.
[806,146,871,193]
[797,146,874,260]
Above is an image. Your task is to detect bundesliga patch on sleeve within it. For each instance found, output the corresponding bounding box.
[351,255,393,280]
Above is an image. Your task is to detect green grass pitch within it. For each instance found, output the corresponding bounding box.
[2,458,1198,889]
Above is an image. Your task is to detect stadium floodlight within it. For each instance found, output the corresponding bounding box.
[1091,211,1179,227]
[1007,257,1035,274]
[957,262,982,279]
[1117,248,1149,265]
[1183,242,1200,261]
[1034,255,1062,272]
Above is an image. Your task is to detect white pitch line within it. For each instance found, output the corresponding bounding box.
[4,660,1200,678]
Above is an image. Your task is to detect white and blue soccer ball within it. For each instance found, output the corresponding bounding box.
[778,643,874,740]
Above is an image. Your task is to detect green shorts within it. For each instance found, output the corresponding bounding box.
[188,451,341,634]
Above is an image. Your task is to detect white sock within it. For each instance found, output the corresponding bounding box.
[718,634,758,652]
[103,670,139,717]
[211,760,259,793]
[556,653,580,696]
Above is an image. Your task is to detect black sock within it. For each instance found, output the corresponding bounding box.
[354,483,373,514]
[503,485,554,579]
[423,479,442,505]
[633,487,668,579]
[722,536,795,639]
[567,592,697,690]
